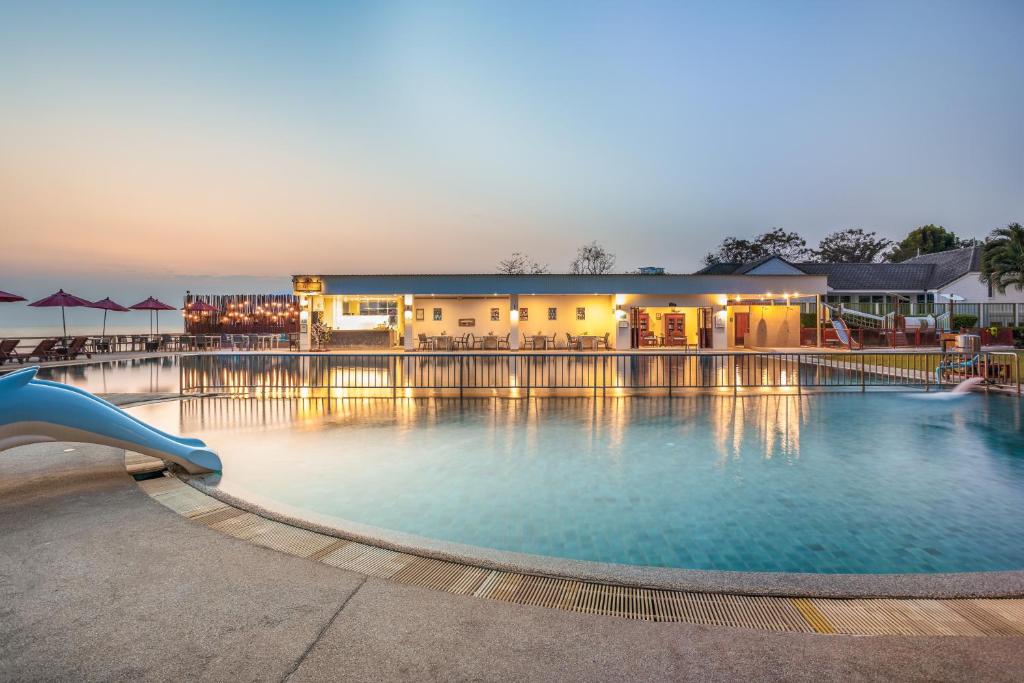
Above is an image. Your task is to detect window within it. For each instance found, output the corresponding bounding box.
[519,307,528,322]
[576,307,586,320]
[548,307,557,321]
[356,298,398,325]
[433,308,442,321]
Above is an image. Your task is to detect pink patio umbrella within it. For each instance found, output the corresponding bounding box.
[0,290,26,303]
[91,297,131,337]
[28,289,95,339]
[130,296,177,335]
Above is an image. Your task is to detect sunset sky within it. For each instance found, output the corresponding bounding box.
[1,1,1022,331]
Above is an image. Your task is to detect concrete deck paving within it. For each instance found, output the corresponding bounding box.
[3,445,1024,681]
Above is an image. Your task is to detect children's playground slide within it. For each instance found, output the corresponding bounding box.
[830,318,861,349]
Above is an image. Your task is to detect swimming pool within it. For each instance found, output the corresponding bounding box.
[129,392,1024,575]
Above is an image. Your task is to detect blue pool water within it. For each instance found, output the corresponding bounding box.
[131,393,1024,574]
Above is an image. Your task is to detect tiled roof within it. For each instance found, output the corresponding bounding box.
[694,262,744,275]
[795,263,935,290]
[693,247,982,291]
[901,246,982,288]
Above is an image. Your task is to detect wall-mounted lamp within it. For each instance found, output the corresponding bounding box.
[615,309,628,321]
[404,309,413,321]
[509,309,520,322]
[404,294,414,306]
[716,295,729,306]
[614,293,626,305]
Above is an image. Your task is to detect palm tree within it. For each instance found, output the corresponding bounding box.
[980,223,1024,293]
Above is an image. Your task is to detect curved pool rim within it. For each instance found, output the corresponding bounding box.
[184,469,1024,600]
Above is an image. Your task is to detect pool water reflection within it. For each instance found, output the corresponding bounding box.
[129,393,1024,574]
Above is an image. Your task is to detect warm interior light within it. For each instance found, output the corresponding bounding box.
[404,309,413,321]
[615,309,628,320]
[716,295,728,306]
[404,294,414,305]
[509,309,519,322]
[614,293,626,305]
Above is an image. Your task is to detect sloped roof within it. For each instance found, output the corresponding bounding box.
[694,246,982,291]
[695,262,744,275]
[902,246,982,288]
[795,263,935,290]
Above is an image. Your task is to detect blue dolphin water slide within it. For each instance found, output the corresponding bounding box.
[0,366,220,474]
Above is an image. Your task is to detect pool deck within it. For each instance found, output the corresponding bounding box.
[4,444,1024,681]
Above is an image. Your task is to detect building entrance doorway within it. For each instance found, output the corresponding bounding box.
[697,307,713,349]
[734,311,750,346]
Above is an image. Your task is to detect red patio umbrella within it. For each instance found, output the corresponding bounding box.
[130,296,176,335]
[0,290,26,303]
[91,297,131,337]
[28,289,95,339]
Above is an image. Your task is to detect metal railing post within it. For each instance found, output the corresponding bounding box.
[860,353,866,392]
[459,354,464,400]
[667,354,673,398]
[525,355,531,400]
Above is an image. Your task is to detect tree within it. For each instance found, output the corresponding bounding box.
[570,241,616,274]
[887,224,969,262]
[980,223,1024,294]
[496,252,548,275]
[703,228,809,266]
[811,228,891,263]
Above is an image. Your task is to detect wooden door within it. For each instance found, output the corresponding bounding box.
[697,308,713,348]
[664,313,686,346]
[734,312,750,346]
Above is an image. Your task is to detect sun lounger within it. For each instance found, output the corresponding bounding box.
[11,338,58,363]
[55,336,92,360]
[0,339,22,364]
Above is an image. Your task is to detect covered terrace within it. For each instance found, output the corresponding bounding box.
[292,273,828,352]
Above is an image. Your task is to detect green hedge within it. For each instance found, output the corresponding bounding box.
[800,313,818,328]
[951,314,978,330]
[1013,327,1024,349]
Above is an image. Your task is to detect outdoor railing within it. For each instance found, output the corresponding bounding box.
[804,301,1023,327]
[179,351,1021,397]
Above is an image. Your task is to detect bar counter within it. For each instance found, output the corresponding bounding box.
[327,329,395,348]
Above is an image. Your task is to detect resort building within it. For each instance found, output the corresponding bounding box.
[698,246,1024,326]
[292,272,828,351]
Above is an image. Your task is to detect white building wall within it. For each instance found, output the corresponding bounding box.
[937,273,1024,303]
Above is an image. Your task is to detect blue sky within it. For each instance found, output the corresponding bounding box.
[1,1,1022,331]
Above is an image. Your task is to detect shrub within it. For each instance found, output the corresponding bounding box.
[951,314,978,330]
[1013,326,1024,349]
[800,313,818,328]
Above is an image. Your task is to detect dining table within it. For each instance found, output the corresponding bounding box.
[430,336,455,351]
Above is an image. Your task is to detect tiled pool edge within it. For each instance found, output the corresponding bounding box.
[178,470,1024,601]
[130,465,1024,636]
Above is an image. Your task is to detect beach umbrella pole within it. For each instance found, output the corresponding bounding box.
[61,306,67,340]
